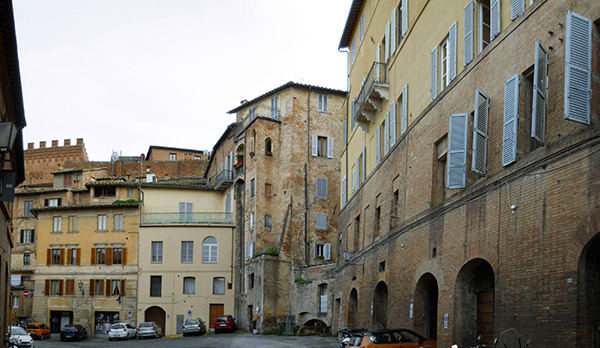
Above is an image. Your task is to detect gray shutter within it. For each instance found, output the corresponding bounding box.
[324,243,331,261]
[390,8,397,55]
[401,0,408,37]
[341,176,347,206]
[376,125,381,163]
[430,47,438,101]
[449,22,457,81]
[356,156,361,187]
[311,135,318,156]
[361,147,366,182]
[384,22,390,63]
[447,113,469,189]
[472,89,490,175]
[511,0,525,20]
[343,116,348,146]
[491,0,501,40]
[384,112,390,155]
[327,137,334,158]
[564,11,592,125]
[401,84,408,134]
[464,1,474,66]
[390,102,397,146]
[532,39,548,142]
[502,74,520,166]
[376,43,381,78]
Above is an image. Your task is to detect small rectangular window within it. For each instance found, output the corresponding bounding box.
[181,241,194,263]
[111,280,121,296]
[151,242,163,263]
[264,215,272,229]
[213,277,225,295]
[127,189,133,198]
[53,217,62,232]
[96,248,106,264]
[24,201,33,217]
[69,216,77,232]
[97,215,107,231]
[318,94,328,112]
[316,213,328,230]
[51,249,62,265]
[23,252,30,265]
[316,178,328,199]
[114,214,123,230]
[20,229,35,244]
[250,179,255,198]
[51,280,60,295]
[45,198,61,207]
[169,153,177,161]
[184,277,195,294]
[112,248,122,265]
[150,276,162,297]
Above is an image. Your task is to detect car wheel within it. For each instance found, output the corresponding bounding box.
[40,334,44,340]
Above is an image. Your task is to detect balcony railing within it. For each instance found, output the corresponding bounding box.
[142,212,234,225]
[234,164,244,178]
[214,170,233,190]
[353,62,389,130]
[237,105,280,135]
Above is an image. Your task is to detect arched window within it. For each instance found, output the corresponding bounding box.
[202,237,218,263]
[265,138,273,156]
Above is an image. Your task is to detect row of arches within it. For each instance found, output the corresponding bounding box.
[346,258,495,346]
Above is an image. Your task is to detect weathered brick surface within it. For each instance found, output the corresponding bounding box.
[336,2,600,348]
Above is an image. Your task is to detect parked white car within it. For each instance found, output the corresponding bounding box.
[8,326,35,348]
[107,323,137,341]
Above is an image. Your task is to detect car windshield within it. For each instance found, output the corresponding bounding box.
[394,330,423,343]
[216,317,228,323]
[110,324,124,329]
[140,323,153,328]
[185,319,198,325]
[26,324,38,329]
[11,327,28,336]
[63,325,76,329]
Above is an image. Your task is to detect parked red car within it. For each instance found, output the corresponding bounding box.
[214,315,236,334]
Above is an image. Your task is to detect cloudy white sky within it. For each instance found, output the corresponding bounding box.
[13,0,350,160]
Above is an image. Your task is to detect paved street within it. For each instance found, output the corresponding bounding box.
[33,331,340,348]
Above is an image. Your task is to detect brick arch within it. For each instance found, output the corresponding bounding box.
[372,281,388,328]
[453,258,495,347]
[577,231,600,348]
[347,288,358,327]
[414,273,438,340]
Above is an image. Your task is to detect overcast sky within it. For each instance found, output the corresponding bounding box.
[13,0,350,160]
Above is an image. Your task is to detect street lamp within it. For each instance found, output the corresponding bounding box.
[0,121,17,155]
[0,121,18,202]
[78,281,84,297]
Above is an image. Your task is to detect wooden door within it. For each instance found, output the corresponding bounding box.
[209,304,224,328]
[477,289,494,344]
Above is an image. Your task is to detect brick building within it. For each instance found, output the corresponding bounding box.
[206,82,346,333]
[336,1,600,348]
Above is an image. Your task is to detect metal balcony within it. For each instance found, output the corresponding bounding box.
[214,170,233,190]
[352,62,389,131]
[142,212,234,225]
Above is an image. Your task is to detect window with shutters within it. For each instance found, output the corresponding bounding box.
[184,277,195,294]
[342,176,347,207]
[448,114,469,189]
[250,211,255,229]
[314,135,333,158]
[53,216,62,232]
[113,248,122,264]
[96,248,106,264]
[479,0,491,52]
[65,279,75,296]
[564,11,592,125]
[522,68,543,151]
[127,189,133,198]
[318,94,328,113]
[316,213,328,230]
[316,178,328,199]
[45,198,61,207]
[114,214,123,230]
[111,280,121,296]
[270,97,279,119]
[434,136,448,204]
[23,252,30,265]
[68,248,78,265]
[440,37,450,91]
[202,237,218,263]
[352,36,357,63]
[150,276,162,297]
[360,13,365,42]
[50,280,60,295]
[181,241,193,263]
[379,121,387,159]
[399,84,408,136]
[264,215,272,229]
[97,215,106,231]
[503,74,520,166]
[472,89,490,175]
[343,117,348,146]
[20,229,34,244]
[51,248,62,265]
[396,1,408,44]
[151,241,163,263]
[24,201,33,217]
[531,39,549,145]
[511,0,525,21]
[94,279,104,296]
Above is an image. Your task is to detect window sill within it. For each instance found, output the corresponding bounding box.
[67,231,79,234]
[96,230,108,233]
[51,231,62,234]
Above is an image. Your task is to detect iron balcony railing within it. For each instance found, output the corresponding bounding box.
[234,164,244,178]
[236,105,280,135]
[214,170,233,188]
[142,212,234,225]
[352,62,388,122]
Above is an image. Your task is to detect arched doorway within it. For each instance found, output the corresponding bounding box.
[454,258,495,347]
[414,273,438,340]
[373,282,388,328]
[348,288,358,327]
[577,233,600,347]
[144,307,166,336]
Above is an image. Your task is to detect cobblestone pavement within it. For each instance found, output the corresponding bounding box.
[33,331,340,348]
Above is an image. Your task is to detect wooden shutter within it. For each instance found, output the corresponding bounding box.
[76,248,81,265]
[47,249,51,265]
[99,279,105,296]
[89,279,95,297]
[472,89,490,175]
[106,248,113,265]
[59,279,64,296]
[564,11,592,124]
[449,22,457,81]
[430,47,438,100]
[106,280,111,296]
[327,137,334,158]
[385,22,390,62]
[362,147,366,183]
[122,248,127,265]
[91,248,96,264]
[60,248,65,265]
[324,243,331,261]
[447,113,469,189]
[390,102,397,146]
[491,0,501,40]
[121,280,126,296]
[311,135,318,156]
[45,279,50,296]
[511,0,525,20]
[401,85,408,134]
[390,9,397,55]
[384,113,390,155]
[502,74,520,166]
[376,125,381,163]
[401,0,408,37]
[464,1,474,66]
[532,39,548,142]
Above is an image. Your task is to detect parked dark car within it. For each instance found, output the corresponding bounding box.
[214,315,236,334]
[60,324,88,342]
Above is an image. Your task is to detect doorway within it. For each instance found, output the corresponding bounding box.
[209,303,224,329]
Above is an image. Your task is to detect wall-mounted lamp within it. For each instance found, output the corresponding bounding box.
[343,251,364,274]
[0,121,18,202]
[0,121,17,156]
[77,281,84,297]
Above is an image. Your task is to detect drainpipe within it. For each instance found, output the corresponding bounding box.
[305,87,311,266]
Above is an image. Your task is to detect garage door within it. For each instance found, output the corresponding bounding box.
[145,307,166,335]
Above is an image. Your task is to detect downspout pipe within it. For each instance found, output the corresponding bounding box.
[305,86,311,266]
